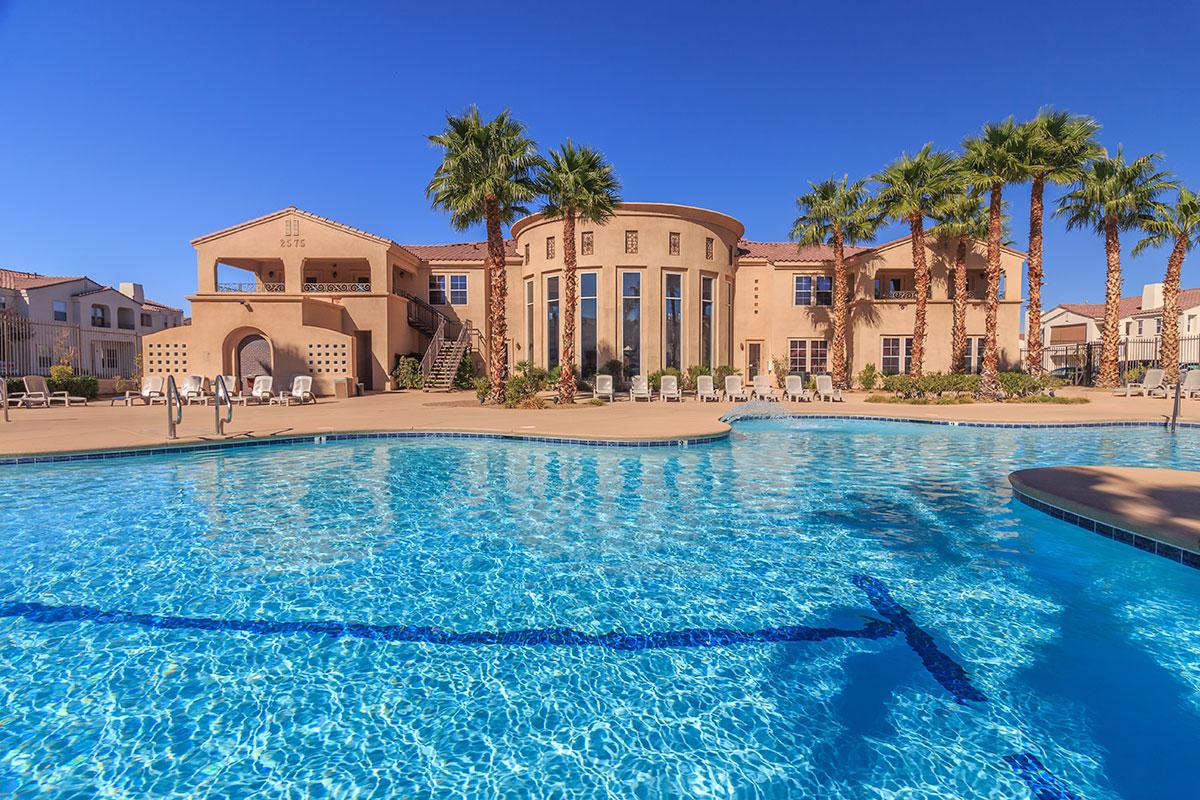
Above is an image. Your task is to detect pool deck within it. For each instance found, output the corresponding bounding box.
[1010,466,1200,560]
[0,386,1196,458]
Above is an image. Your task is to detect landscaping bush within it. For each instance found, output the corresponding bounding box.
[453,351,477,390]
[50,374,99,399]
[713,365,739,385]
[770,356,789,388]
[474,377,490,404]
[683,365,711,392]
[5,377,22,397]
[392,356,424,389]
[858,363,878,391]
[514,360,552,392]
[997,371,1062,398]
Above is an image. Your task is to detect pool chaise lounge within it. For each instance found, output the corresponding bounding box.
[16,375,87,408]
[785,375,812,402]
[724,375,749,402]
[659,375,683,402]
[593,374,615,402]
[696,375,720,402]
[629,375,652,402]
[1115,368,1166,397]
[816,374,844,402]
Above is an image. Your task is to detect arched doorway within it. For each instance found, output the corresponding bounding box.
[236,334,272,382]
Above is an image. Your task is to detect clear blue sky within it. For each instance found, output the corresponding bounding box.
[1,0,1196,312]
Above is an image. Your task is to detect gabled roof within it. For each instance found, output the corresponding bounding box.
[142,298,183,313]
[1060,296,1152,321]
[0,268,85,291]
[738,240,867,262]
[1133,288,1200,317]
[402,240,519,261]
[855,233,1028,259]
[190,206,405,248]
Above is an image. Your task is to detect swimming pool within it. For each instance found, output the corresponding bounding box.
[0,419,1196,798]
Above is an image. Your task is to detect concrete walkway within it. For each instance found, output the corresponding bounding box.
[1010,466,1200,558]
[0,386,1196,458]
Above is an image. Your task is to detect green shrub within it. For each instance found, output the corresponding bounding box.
[473,377,490,404]
[5,377,22,397]
[587,398,605,406]
[392,356,424,389]
[1123,365,1146,384]
[50,374,99,399]
[513,360,552,392]
[714,365,739,385]
[858,363,878,391]
[453,351,477,390]
[503,373,547,408]
[683,365,712,392]
[880,373,918,397]
[49,363,74,382]
[1005,394,1089,404]
[770,356,789,388]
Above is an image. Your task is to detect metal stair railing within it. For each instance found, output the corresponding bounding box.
[213,375,234,435]
[420,316,447,380]
[1,377,8,423]
[165,374,184,439]
[426,321,472,389]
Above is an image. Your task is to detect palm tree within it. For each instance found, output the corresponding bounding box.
[930,191,993,372]
[427,107,542,403]
[1133,187,1200,386]
[875,144,959,377]
[1056,149,1175,388]
[536,141,621,404]
[1019,110,1103,375]
[961,118,1027,397]
[790,175,882,388]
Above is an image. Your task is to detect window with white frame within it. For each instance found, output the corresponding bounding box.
[962,336,986,373]
[52,300,67,321]
[881,336,913,375]
[524,279,534,356]
[449,274,467,305]
[788,339,829,375]
[699,276,714,368]
[428,275,448,305]
[794,275,834,307]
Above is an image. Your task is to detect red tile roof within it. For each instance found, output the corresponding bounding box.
[1136,288,1200,316]
[1056,290,1200,321]
[737,240,867,262]
[401,240,518,261]
[143,298,183,313]
[0,268,85,291]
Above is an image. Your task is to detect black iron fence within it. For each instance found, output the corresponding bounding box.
[0,314,141,380]
[1035,334,1200,385]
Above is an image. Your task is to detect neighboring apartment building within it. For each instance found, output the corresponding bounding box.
[142,204,1025,394]
[0,268,183,378]
[1035,282,1200,371]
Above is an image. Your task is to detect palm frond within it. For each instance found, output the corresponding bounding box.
[537,140,622,224]
[873,144,961,225]
[790,174,881,250]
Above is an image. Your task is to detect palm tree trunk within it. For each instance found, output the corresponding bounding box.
[951,234,968,371]
[483,195,508,404]
[1160,235,1187,386]
[909,215,929,378]
[831,229,849,388]
[1097,217,1123,389]
[558,212,578,403]
[1024,175,1046,375]
[980,185,1004,397]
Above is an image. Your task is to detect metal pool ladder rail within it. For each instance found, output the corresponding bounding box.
[213,375,233,435]
[165,374,183,439]
[1,378,8,423]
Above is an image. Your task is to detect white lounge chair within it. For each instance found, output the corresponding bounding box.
[181,375,208,405]
[696,374,720,402]
[1181,369,1200,399]
[815,374,844,402]
[249,375,274,404]
[784,374,812,402]
[752,374,779,402]
[629,375,652,402]
[215,375,248,405]
[593,374,615,402]
[270,375,317,406]
[112,375,165,406]
[724,374,749,402]
[659,374,683,402]
[21,375,87,407]
[1116,368,1165,397]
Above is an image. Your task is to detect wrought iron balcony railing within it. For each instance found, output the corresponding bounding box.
[303,282,371,293]
[216,282,286,293]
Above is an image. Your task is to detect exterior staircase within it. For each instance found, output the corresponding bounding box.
[424,327,470,390]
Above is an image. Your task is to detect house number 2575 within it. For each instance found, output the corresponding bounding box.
[281,219,305,247]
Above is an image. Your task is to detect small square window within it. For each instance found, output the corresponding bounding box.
[52,300,67,321]
[581,231,593,256]
[705,237,714,260]
[669,232,680,256]
[625,230,638,254]
[546,236,555,259]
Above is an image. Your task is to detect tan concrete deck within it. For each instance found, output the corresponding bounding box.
[1010,466,1200,556]
[0,387,1196,459]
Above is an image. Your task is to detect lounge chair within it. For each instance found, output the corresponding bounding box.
[696,374,720,402]
[1181,369,1200,399]
[659,374,683,402]
[1115,368,1165,397]
[249,375,274,404]
[629,375,652,402]
[270,375,317,406]
[181,375,208,405]
[215,375,248,405]
[752,374,779,402]
[724,375,749,402]
[21,375,87,407]
[593,374,615,402]
[815,374,844,402]
[784,374,812,402]
[112,375,165,406]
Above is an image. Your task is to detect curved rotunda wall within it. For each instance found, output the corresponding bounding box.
[509,203,745,378]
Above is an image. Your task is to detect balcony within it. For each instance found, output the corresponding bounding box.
[874,289,921,301]
[217,282,285,293]
[303,282,371,293]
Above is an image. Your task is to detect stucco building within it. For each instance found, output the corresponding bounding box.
[143,204,1026,394]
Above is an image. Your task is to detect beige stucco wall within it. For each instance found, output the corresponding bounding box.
[509,203,743,375]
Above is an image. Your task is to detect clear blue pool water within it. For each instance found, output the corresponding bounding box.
[0,419,1198,799]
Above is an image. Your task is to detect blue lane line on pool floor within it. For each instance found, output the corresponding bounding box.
[1004,754,1084,800]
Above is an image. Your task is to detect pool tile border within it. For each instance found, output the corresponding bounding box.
[1012,488,1200,571]
[0,430,731,466]
[725,413,1200,430]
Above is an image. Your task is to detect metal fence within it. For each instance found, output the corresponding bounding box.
[1034,334,1200,384]
[0,314,141,380]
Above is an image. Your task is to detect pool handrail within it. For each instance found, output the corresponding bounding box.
[165,374,183,439]
[1,377,8,423]
[213,375,233,435]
